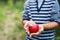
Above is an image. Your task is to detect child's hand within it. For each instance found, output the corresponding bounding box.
[30,25,44,37]
[24,21,30,35]
[24,21,36,35]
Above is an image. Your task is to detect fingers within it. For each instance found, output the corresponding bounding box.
[24,21,40,37]
[26,27,30,35]
[29,21,36,26]
[24,21,30,35]
[30,32,41,37]
[30,33,39,37]
[30,30,41,37]
[24,21,36,29]
[24,21,29,29]
[29,25,44,37]
[26,31,30,35]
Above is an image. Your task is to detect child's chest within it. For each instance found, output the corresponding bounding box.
[28,0,54,22]
[29,0,53,13]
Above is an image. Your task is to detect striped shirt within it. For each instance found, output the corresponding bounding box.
[22,0,60,40]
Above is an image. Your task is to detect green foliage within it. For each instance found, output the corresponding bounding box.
[0,25,4,31]
[15,1,24,11]
[0,13,6,22]
[56,27,60,36]
[14,25,24,33]
[0,7,7,22]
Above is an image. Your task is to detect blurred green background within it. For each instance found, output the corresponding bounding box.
[0,0,60,40]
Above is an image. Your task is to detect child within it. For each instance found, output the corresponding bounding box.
[22,0,60,40]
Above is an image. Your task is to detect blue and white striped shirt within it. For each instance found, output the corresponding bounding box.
[22,0,60,40]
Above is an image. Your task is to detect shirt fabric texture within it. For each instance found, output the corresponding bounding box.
[22,0,60,40]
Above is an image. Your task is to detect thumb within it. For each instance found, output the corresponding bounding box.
[30,33,36,37]
[24,21,29,29]
[26,28,30,35]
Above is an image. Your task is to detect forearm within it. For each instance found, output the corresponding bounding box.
[40,22,59,30]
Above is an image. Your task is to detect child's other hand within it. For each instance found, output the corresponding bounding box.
[24,21,36,35]
[30,25,44,37]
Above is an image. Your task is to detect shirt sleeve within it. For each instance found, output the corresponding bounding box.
[51,0,60,25]
[22,1,30,21]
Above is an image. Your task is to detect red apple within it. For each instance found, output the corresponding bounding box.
[29,24,39,33]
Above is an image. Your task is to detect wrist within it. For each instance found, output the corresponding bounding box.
[39,24,44,32]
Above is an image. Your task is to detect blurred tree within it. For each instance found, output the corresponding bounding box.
[13,0,16,4]
[4,0,8,4]
[8,0,14,6]
[0,0,8,4]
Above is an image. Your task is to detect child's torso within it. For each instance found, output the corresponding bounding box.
[28,0,55,24]
[26,0,55,40]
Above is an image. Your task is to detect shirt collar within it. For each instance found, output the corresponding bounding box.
[38,0,43,9]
